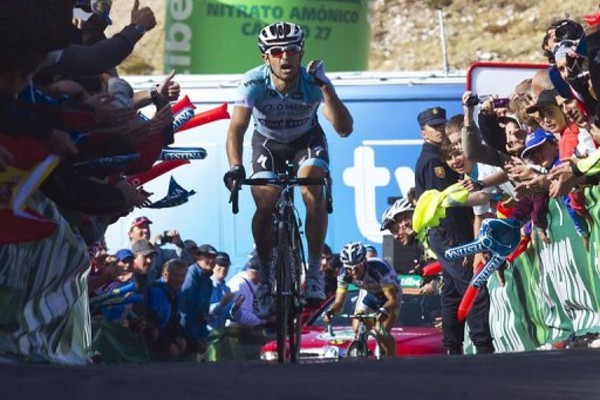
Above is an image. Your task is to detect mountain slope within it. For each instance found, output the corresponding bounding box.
[105,0,592,74]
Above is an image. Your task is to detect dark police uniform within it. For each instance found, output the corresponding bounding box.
[414,107,493,355]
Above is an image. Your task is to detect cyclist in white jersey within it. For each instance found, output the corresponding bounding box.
[324,242,402,357]
[224,21,353,317]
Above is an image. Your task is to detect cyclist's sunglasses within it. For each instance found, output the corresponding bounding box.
[265,44,303,58]
[343,262,363,271]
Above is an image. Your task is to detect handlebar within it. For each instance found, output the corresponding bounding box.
[337,313,378,320]
[229,176,332,215]
[332,313,390,336]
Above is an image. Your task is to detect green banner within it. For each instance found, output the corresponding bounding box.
[164,0,370,73]
[478,192,600,353]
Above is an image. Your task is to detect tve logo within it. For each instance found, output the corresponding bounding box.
[342,139,422,243]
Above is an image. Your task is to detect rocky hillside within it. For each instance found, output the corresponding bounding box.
[106,0,593,75]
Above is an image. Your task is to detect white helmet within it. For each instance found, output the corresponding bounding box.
[340,242,366,266]
[380,198,415,231]
[258,21,305,53]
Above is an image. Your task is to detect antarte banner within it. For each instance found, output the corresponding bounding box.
[147,176,196,209]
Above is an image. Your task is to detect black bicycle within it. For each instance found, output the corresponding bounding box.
[327,313,389,360]
[230,161,332,363]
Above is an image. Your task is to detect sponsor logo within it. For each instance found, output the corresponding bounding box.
[257,154,268,169]
[161,150,206,160]
[472,256,505,288]
[434,166,446,178]
[172,108,194,131]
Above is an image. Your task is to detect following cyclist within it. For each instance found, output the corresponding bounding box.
[323,242,402,357]
[223,21,353,317]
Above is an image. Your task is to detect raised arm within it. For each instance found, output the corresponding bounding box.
[306,60,353,137]
[462,91,511,167]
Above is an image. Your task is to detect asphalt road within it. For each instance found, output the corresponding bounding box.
[2,349,600,400]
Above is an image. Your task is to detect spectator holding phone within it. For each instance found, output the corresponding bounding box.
[125,215,193,283]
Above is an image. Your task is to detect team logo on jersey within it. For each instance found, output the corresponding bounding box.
[434,166,446,178]
[257,154,268,169]
[291,92,303,99]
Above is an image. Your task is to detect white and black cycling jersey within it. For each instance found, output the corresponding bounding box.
[337,257,401,296]
[234,64,324,143]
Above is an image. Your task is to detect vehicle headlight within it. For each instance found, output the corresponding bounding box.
[260,350,278,361]
[322,345,344,359]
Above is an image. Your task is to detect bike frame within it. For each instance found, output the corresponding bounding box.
[229,162,332,363]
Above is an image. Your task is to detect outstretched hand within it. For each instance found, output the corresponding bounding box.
[548,157,581,198]
[130,0,156,32]
[157,70,180,103]
[306,60,331,87]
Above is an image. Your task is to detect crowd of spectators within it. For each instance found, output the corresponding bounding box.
[3,1,600,364]
[378,10,600,354]
[0,0,262,363]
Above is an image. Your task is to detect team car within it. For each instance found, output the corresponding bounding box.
[260,275,443,361]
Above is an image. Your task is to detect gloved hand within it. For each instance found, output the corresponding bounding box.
[223,164,245,191]
[377,307,388,323]
[306,60,331,87]
[324,308,335,322]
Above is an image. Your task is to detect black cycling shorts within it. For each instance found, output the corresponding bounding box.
[250,124,329,178]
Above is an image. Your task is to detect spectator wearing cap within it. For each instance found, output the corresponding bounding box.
[527,90,596,161]
[226,251,275,328]
[414,106,493,355]
[89,249,135,296]
[126,216,194,284]
[525,91,594,244]
[128,216,152,243]
[179,244,218,354]
[207,252,241,331]
[365,245,378,259]
[145,258,192,359]
[131,239,157,296]
[509,128,560,245]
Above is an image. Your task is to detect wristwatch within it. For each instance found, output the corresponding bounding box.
[133,24,146,35]
[150,88,161,108]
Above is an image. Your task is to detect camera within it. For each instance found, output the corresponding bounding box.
[465,94,480,107]
[554,20,584,42]
[465,94,510,108]
[161,231,173,244]
[566,55,590,89]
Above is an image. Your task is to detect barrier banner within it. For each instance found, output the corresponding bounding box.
[482,193,600,353]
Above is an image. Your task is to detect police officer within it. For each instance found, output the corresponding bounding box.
[414,107,494,355]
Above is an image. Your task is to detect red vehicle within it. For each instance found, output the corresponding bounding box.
[261,275,443,361]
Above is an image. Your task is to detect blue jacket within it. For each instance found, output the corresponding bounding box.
[208,278,234,330]
[178,264,213,342]
[146,280,179,329]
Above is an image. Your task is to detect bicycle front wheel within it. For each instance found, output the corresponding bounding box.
[275,219,292,363]
[347,340,368,358]
[287,215,304,363]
